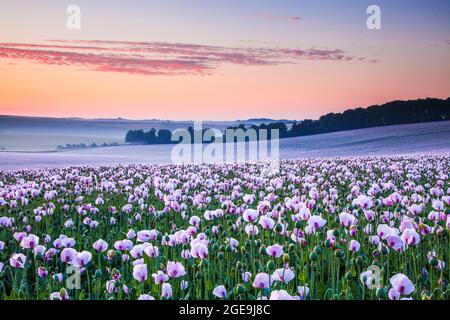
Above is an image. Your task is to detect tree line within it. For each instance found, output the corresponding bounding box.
[125,97,450,145]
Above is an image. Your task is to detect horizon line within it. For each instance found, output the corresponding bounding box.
[0,96,448,123]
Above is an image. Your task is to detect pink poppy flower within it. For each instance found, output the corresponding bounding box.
[259,216,275,230]
[190,242,208,260]
[10,253,26,268]
[144,244,159,258]
[213,285,227,299]
[73,251,92,267]
[349,240,361,252]
[390,273,415,296]
[166,261,186,278]
[152,271,169,285]
[92,239,108,253]
[266,244,283,258]
[271,268,295,284]
[60,248,77,263]
[252,272,270,289]
[269,290,299,300]
[138,294,155,300]
[50,288,69,300]
[243,209,259,223]
[133,263,148,282]
[161,283,172,299]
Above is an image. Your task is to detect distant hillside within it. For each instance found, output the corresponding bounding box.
[124,97,450,145]
[289,97,450,137]
[236,118,295,125]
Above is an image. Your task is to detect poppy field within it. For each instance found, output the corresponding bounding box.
[0,155,449,300]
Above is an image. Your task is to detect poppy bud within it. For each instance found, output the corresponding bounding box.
[95,269,102,278]
[334,249,344,258]
[282,253,290,264]
[314,246,322,255]
[309,252,318,261]
[237,284,245,295]
[275,223,283,233]
[429,258,438,267]
[218,252,224,260]
[266,261,276,272]
[421,292,430,300]
[376,288,387,299]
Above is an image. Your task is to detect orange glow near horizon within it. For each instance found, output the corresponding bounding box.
[1,56,449,121]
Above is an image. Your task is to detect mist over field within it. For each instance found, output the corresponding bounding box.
[1,121,449,170]
[0,116,259,152]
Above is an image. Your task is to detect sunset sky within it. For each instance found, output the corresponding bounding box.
[0,0,449,120]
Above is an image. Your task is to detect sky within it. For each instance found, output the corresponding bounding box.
[0,0,449,121]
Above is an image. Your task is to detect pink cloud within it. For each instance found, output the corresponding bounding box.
[0,40,374,76]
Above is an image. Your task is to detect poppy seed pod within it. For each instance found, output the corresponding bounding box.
[275,223,283,233]
[201,259,209,268]
[237,284,245,295]
[334,249,344,258]
[282,253,290,264]
[376,287,387,299]
[429,258,439,267]
[266,261,276,272]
